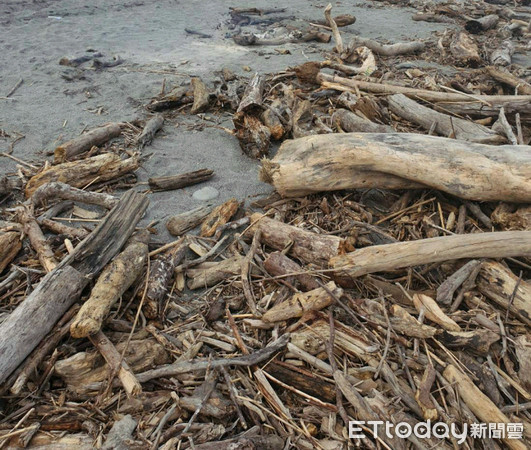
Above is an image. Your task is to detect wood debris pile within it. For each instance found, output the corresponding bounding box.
[0,1,530,449]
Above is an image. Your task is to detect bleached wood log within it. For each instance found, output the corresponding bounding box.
[101,415,137,450]
[260,133,531,202]
[344,36,425,56]
[0,190,148,384]
[187,255,245,290]
[25,153,138,198]
[245,213,351,266]
[166,204,214,236]
[487,66,531,95]
[70,231,149,338]
[491,40,514,66]
[465,14,499,33]
[388,94,505,144]
[0,232,21,274]
[31,181,118,209]
[443,364,527,450]
[331,109,394,133]
[330,231,531,286]
[54,123,122,164]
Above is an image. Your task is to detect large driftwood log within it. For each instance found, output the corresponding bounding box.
[25,153,138,198]
[476,261,531,326]
[318,72,531,117]
[148,169,214,191]
[245,213,351,266]
[70,231,149,338]
[0,190,149,384]
[260,133,531,202]
[54,123,122,164]
[388,94,505,144]
[330,231,531,286]
[0,232,21,274]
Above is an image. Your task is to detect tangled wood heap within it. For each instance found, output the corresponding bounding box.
[0,1,530,449]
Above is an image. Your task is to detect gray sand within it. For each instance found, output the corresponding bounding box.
[0,0,447,241]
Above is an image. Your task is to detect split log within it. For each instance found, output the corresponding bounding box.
[137,115,164,148]
[148,169,214,191]
[245,213,351,266]
[465,14,499,33]
[388,94,505,144]
[262,282,343,322]
[233,113,271,159]
[143,240,187,319]
[187,255,245,290]
[70,231,150,338]
[331,109,394,133]
[343,36,425,57]
[237,73,265,114]
[263,251,320,291]
[200,198,240,237]
[166,203,214,236]
[318,72,531,116]
[486,66,531,95]
[0,232,21,274]
[443,364,527,450]
[260,133,531,202]
[31,181,118,209]
[450,32,481,66]
[190,78,210,114]
[476,261,531,326]
[54,338,169,393]
[330,231,531,286]
[25,153,138,198]
[0,190,148,384]
[54,123,122,164]
[491,39,514,66]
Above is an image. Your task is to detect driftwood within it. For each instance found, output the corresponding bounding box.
[331,109,394,133]
[465,14,499,33]
[443,364,527,450]
[476,261,531,326]
[260,133,531,202]
[317,72,531,116]
[0,176,22,196]
[450,32,481,66]
[101,415,137,450]
[343,36,425,56]
[245,213,351,266]
[388,94,505,144]
[70,231,149,338]
[38,217,89,240]
[190,78,210,114]
[0,190,148,384]
[137,115,164,148]
[233,114,271,158]
[263,251,319,291]
[200,198,240,237]
[31,181,118,209]
[324,3,343,53]
[491,39,514,66]
[148,85,192,112]
[148,169,214,191]
[54,123,122,164]
[187,255,245,290]
[166,203,214,236]
[486,66,531,95]
[25,153,138,198]
[330,231,531,286]
[237,73,265,114]
[262,282,342,322]
[0,232,21,274]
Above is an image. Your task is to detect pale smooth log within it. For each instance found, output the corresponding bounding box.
[166,203,214,236]
[443,364,527,450]
[0,190,148,384]
[25,153,138,198]
[331,109,394,133]
[54,123,122,164]
[344,36,425,56]
[261,133,531,202]
[187,255,245,290]
[388,94,505,144]
[70,231,149,338]
[330,231,531,286]
[245,213,351,266]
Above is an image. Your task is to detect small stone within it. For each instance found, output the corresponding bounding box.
[193,186,219,201]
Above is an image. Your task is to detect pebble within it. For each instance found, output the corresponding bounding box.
[193,186,219,201]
